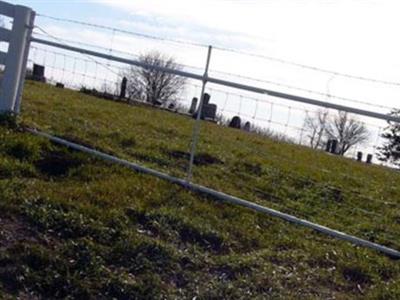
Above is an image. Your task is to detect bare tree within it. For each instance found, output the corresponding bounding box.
[378,109,400,167]
[124,51,186,106]
[303,109,329,149]
[325,111,369,155]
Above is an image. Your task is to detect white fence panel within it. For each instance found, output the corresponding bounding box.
[0,1,35,114]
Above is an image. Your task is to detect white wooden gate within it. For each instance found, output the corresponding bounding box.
[0,1,35,113]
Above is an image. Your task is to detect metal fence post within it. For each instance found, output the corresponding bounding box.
[0,4,35,113]
[187,46,212,181]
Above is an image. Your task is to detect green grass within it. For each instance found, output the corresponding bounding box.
[0,80,400,298]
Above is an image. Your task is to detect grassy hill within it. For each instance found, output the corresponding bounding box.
[0,80,400,298]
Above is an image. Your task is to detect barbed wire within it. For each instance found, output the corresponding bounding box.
[210,69,396,111]
[36,14,209,49]
[34,25,123,78]
[212,46,400,87]
[193,82,389,129]
[33,17,399,113]
[32,31,141,60]
[36,13,400,88]
[32,29,207,77]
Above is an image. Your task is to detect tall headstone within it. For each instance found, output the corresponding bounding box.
[243,121,251,132]
[357,151,363,162]
[325,139,332,152]
[192,93,216,120]
[120,77,127,99]
[330,140,338,154]
[229,116,241,129]
[366,154,373,164]
[32,64,45,82]
[203,93,210,105]
[189,97,198,114]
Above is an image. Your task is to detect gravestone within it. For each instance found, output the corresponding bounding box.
[243,121,251,132]
[168,102,175,110]
[357,151,363,162]
[153,98,163,106]
[189,97,198,114]
[229,116,241,129]
[192,93,217,121]
[330,140,338,154]
[120,77,127,99]
[32,64,46,82]
[203,103,217,120]
[55,82,64,89]
[366,154,373,164]
[325,140,332,152]
[203,93,210,105]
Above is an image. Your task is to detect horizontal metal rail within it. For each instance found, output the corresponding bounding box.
[0,1,15,18]
[27,128,400,259]
[31,37,400,124]
[0,27,11,42]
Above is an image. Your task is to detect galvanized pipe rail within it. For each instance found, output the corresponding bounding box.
[31,37,400,124]
[27,128,400,259]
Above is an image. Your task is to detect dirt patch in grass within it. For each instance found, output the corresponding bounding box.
[119,137,136,148]
[0,215,41,251]
[167,150,223,166]
[35,150,84,177]
[241,162,263,176]
[131,153,171,168]
[125,208,227,253]
[342,266,372,285]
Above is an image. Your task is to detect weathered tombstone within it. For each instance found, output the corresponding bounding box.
[192,93,214,120]
[55,82,64,89]
[357,151,363,162]
[243,121,251,132]
[229,116,241,129]
[32,64,46,82]
[168,102,175,110]
[203,103,217,121]
[120,77,127,99]
[325,139,332,152]
[203,93,210,105]
[154,99,163,106]
[189,97,198,114]
[366,154,373,164]
[330,140,338,154]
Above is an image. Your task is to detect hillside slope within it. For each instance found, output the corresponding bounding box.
[0,81,399,298]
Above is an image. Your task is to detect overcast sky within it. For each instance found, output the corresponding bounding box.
[6,0,400,153]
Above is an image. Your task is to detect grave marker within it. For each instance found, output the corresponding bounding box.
[229,116,241,129]
[357,151,363,162]
[120,77,127,99]
[189,97,198,114]
[243,121,251,132]
[32,64,45,82]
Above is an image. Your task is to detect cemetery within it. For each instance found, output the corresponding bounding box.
[1,1,400,298]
